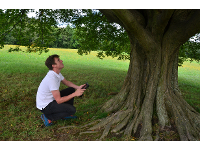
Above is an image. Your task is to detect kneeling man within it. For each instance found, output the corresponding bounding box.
[36,54,86,126]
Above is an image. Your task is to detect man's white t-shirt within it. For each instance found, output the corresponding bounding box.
[36,70,64,110]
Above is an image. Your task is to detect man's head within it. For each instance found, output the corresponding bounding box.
[45,54,64,70]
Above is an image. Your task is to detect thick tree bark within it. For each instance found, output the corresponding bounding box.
[83,9,200,140]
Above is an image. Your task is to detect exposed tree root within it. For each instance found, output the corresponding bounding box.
[80,119,102,128]
[78,88,200,141]
[165,91,200,141]
[58,125,77,130]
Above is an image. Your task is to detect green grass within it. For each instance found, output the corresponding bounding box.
[0,45,200,141]
[178,61,200,112]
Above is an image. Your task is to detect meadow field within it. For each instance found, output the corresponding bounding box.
[0,45,200,141]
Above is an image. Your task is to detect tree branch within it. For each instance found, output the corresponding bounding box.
[163,10,200,51]
[181,10,200,41]
[151,10,175,37]
[99,9,123,26]
[111,9,158,51]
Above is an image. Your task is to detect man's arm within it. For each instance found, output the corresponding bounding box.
[51,88,85,104]
[61,78,81,89]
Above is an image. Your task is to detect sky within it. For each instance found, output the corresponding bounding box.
[27,10,38,18]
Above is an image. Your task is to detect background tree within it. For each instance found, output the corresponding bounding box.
[0,9,58,53]
[1,9,200,140]
[2,18,79,50]
[52,25,79,49]
[179,39,200,65]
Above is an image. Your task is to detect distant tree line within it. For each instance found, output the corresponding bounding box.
[4,21,79,49]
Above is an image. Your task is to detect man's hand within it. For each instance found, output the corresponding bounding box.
[78,84,86,89]
[74,88,86,97]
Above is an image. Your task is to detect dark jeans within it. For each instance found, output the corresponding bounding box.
[41,87,76,121]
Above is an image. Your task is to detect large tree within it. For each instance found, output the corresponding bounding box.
[90,9,200,141]
[1,9,200,140]
[75,9,200,141]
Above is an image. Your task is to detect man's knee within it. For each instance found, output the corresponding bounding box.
[69,87,75,93]
[60,87,75,97]
[65,87,75,94]
[69,105,76,115]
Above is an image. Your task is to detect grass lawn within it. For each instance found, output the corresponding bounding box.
[0,45,200,141]
[178,61,200,112]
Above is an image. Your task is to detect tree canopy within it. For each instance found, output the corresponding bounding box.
[1,9,199,64]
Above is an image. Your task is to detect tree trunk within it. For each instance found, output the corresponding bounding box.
[86,37,200,141]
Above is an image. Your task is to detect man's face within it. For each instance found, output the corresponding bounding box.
[53,57,64,69]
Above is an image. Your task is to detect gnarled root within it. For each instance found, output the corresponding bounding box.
[80,90,200,141]
[88,109,132,130]
[82,94,156,141]
[165,91,200,141]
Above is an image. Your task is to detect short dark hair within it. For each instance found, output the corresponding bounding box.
[45,54,60,70]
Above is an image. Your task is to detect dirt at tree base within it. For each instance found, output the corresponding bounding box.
[151,117,180,141]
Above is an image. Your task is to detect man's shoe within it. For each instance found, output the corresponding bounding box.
[41,114,53,127]
[62,115,77,120]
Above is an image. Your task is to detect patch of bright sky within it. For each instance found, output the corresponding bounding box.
[189,33,200,43]
[27,9,38,18]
